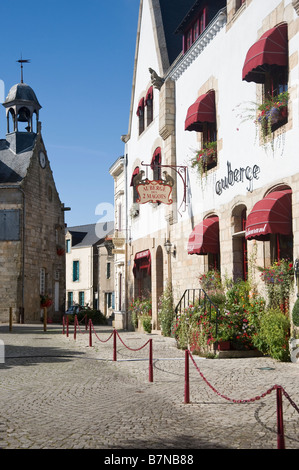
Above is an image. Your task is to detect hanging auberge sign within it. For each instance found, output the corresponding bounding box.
[134,171,174,205]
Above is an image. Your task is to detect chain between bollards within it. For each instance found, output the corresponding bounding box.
[63,320,154,383]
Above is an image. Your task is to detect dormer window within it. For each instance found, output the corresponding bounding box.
[236,0,245,11]
[183,7,207,53]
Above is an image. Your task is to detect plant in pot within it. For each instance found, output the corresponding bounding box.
[191,141,217,180]
[256,91,288,144]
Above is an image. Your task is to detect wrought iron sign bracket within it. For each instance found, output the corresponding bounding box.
[141,161,188,215]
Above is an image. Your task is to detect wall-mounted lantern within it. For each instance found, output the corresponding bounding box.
[164,239,176,257]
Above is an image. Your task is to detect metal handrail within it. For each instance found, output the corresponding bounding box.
[175,288,220,337]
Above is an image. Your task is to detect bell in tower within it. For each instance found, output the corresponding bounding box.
[3,82,42,134]
[3,57,41,134]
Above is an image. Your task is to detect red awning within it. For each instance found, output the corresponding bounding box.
[150,147,161,169]
[185,90,216,132]
[242,23,288,83]
[145,86,153,103]
[245,189,292,240]
[136,98,144,116]
[130,167,139,186]
[133,250,151,277]
[187,216,219,255]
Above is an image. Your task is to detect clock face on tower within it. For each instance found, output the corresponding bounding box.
[39,151,46,168]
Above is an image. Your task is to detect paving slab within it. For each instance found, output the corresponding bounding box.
[0,322,299,451]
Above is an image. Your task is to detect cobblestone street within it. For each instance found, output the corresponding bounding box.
[0,322,299,453]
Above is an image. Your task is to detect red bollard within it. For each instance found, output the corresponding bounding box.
[74,315,77,340]
[66,316,69,337]
[113,329,117,361]
[184,349,190,404]
[276,386,285,449]
[149,339,153,382]
[89,319,92,347]
[62,316,65,334]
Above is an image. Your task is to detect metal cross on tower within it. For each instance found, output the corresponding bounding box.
[17,56,30,83]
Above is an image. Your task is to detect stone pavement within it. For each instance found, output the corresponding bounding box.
[0,321,299,451]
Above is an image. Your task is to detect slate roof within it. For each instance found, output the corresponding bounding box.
[174,0,226,34]
[0,133,37,184]
[159,0,197,65]
[66,222,114,248]
[157,0,226,65]
[4,82,41,108]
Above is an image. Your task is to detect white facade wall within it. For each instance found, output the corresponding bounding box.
[127,0,168,241]
[65,244,94,308]
[124,0,299,328]
[110,157,127,328]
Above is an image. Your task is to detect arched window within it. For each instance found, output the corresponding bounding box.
[242,23,289,133]
[151,147,161,181]
[185,90,217,172]
[145,86,153,126]
[245,186,293,263]
[130,166,140,206]
[136,98,145,135]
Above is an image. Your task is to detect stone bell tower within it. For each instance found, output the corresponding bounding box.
[3,81,41,134]
[0,67,66,323]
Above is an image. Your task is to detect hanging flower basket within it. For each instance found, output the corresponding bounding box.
[191,141,217,179]
[40,294,53,308]
[56,247,65,256]
[256,91,288,142]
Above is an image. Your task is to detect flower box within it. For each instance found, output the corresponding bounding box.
[191,141,217,178]
[257,91,288,139]
[217,340,231,351]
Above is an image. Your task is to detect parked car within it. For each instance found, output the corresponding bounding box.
[65,305,84,315]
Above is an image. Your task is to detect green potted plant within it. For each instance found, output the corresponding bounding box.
[157,281,174,336]
[128,295,152,331]
[141,314,152,333]
[292,298,299,328]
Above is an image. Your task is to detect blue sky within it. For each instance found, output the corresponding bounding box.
[0,0,139,227]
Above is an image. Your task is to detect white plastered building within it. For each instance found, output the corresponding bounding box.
[120,0,299,331]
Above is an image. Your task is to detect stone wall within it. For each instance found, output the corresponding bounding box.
[21,136,65,322]
[0,188,23,322]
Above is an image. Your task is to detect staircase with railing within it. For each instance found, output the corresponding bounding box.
[175,288,221,338]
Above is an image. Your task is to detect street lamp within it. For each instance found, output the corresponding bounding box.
[164,239,176,257]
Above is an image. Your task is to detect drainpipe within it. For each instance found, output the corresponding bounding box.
[0,185,25,322]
